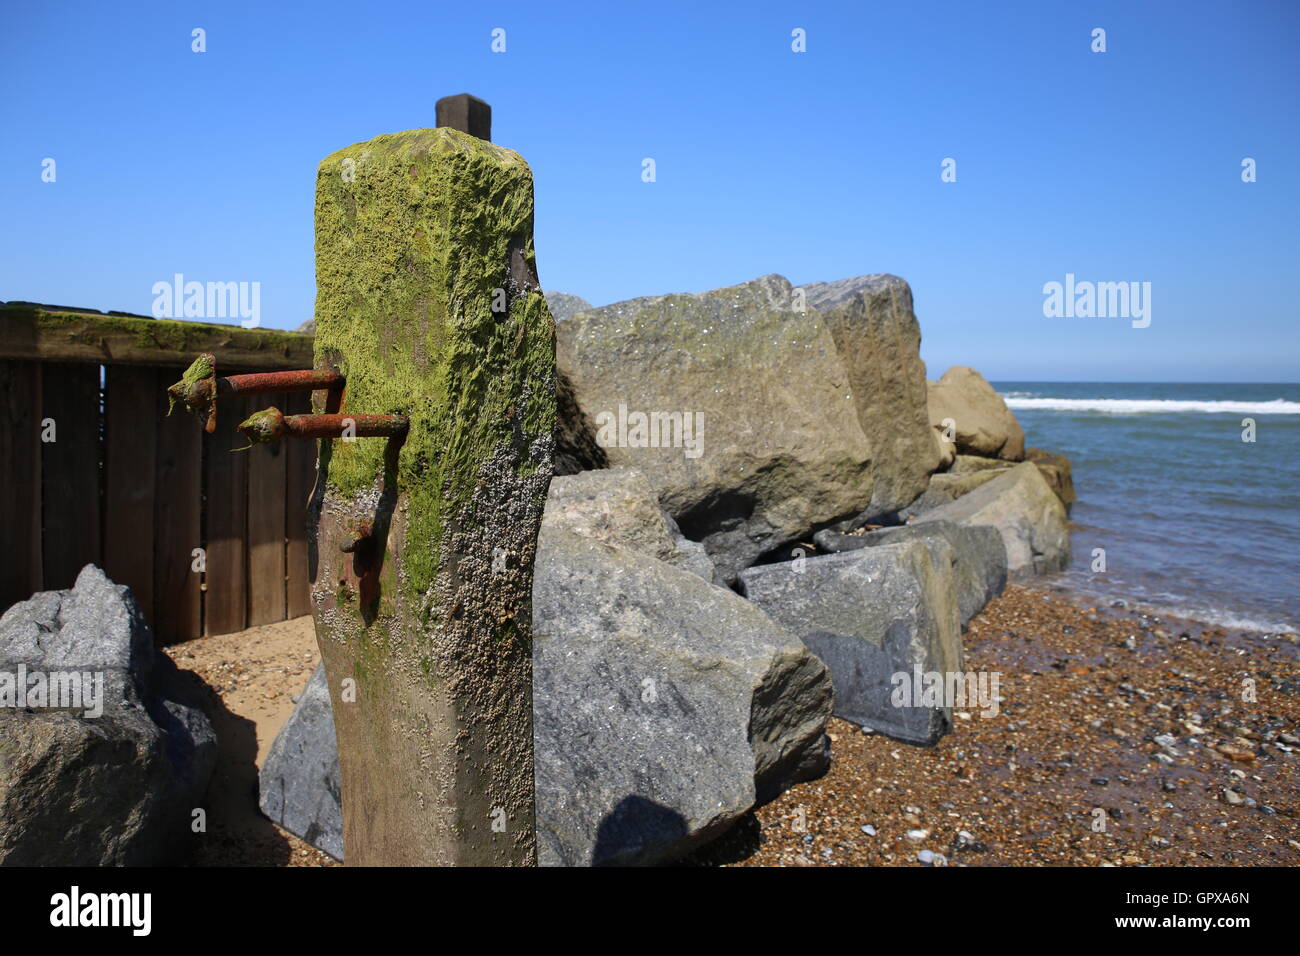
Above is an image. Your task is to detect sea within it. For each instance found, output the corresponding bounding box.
[992,382,1300,634]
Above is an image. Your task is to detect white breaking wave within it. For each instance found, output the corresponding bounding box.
[1000,396,1300,415]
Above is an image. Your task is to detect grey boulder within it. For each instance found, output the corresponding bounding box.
[257,662,342,861]
[813,520,1007,629]
[0,565,216,866]
[897,470,1006,519]
[533,527,833,865]
[545,291,594,322]
[543,467,717,583]
[557,273,874,583]
[738,540,963,745]
[799,274,941,519]
[913,461,1069,575]
[951,450,1075,514]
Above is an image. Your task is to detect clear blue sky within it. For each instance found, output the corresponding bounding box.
[2,0,1297,381]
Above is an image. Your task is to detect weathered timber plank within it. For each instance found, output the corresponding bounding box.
[154,368,202,642]
[40,362,101,589]
[0,360,42,610]
[0,305,313,371]
[247,393,287,626]
[204,394,251,635]
[104,365,158,623]
[284,391,315,618]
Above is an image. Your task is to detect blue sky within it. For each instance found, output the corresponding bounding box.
[2,0,1297,382]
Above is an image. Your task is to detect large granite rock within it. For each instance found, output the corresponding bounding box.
[0,565,217,865]
[897,470,1006,519]
[739,540,963,745]
[799,274,941,518]
[259,525,834,866]
[258,662,342,861]
[951,450,1075,514]
[557,273,874,583]
[545,291,593,322]
[533,527,833,865]
[1025,447,1076,513]
[949,455,1016,475]
[913,462,1069,575]
[927,366,1025,461]
[543,467,717,583]
[812,520,1007,629]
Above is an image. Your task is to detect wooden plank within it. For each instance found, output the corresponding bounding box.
[0,361,42,610]
[103,366,157,622]
[247,392,287,626]
[284,391,315,618]
[153,368,202,642]
[40,362,102,589]
[204,393,250,635]
[0,305,313,371]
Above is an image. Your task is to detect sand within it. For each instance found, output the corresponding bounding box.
[162,617,337,866]
[166,585,1298,867]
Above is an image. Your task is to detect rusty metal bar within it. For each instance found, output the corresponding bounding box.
[167,354,344,433]
[237,407,409,444]
[218,368,343,397]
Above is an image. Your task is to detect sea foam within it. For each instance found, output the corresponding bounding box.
[999,396,1300,415]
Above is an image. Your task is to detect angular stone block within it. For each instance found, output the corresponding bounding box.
[913,462,1069,575]
[813,520,1007,629]
[557,274,874,583]
[738,541,963,745]
[543,467,717,583]
[533,527,833,864]
[258,662,342,861]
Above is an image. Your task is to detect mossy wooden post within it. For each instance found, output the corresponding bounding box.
[310,125,556,865]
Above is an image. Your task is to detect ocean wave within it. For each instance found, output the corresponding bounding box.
[1121,601,1296,635]
[1000,396,1300,415]
[1047,577,1298,634]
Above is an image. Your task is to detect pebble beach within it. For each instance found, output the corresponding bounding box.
[695,583,1300,867]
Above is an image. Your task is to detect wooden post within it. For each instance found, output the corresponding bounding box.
[436,93,492,141]
[310,109,555,864]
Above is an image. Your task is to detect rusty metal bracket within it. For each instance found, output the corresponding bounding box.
[236,407,409,444]
[166,353,345,433]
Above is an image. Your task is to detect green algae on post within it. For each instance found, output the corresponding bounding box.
[309,124,556,866]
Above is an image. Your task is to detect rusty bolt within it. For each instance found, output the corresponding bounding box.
[237,406,409,444]
[166,353,219,431]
